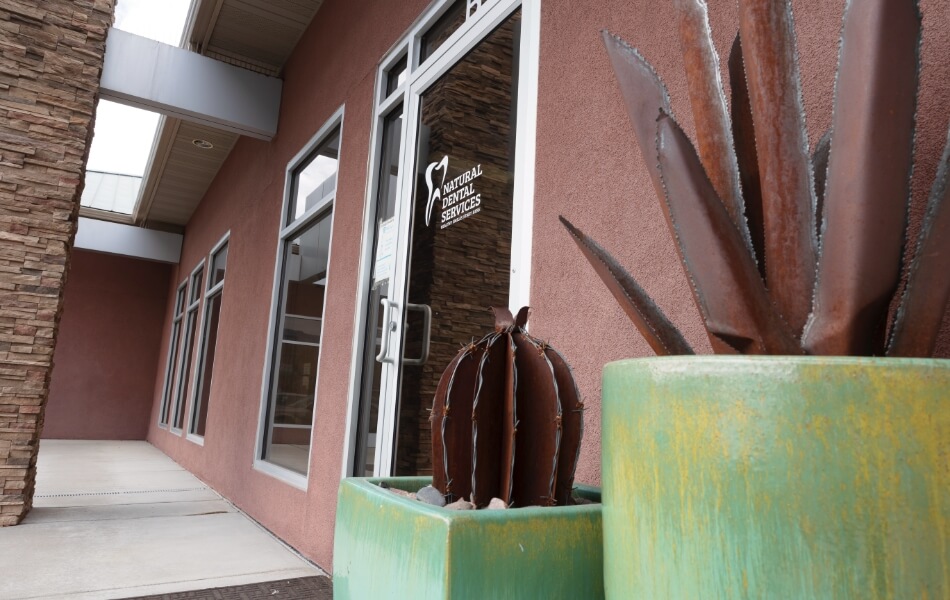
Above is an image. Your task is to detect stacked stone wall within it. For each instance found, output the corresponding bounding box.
[0,0,113,526]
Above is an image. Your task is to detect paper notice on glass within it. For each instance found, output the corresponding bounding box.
[373,217,396,286]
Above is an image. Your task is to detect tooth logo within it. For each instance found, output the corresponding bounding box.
[425,155,448,227]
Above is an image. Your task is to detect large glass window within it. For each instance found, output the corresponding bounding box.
[260,119,340,478]
[189,237,228,439]
[159,282,187,426]
[171,263,203,431]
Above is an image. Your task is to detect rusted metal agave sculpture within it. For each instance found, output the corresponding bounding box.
[562,0,950,358]
[430,307,583,508]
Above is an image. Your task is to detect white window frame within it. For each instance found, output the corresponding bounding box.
[158,279,188,428]
[254,107,344,490]
[186,231,230,445]
[170,259,206,435]
[340,0,541,478]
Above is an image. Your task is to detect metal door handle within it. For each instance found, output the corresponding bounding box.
[376,298,398,363]
[403,303,432,366]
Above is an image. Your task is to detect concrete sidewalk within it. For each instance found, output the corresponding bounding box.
[0,440,323,600]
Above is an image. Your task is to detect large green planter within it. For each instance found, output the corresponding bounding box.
[333,477,603,599]
[602,356,950,599]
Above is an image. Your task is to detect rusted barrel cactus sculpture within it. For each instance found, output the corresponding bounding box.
[562,0,949,358]
[430,307,583,508]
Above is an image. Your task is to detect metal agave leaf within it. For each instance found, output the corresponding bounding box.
[728,33,765,279]
[562,0,947,359]
[802,0,922,356]
[888,125,950,357]
[431,307,583,508]
[672,0,751,254]
[560,216,694,356]
[736,0,817,336]
[602,31,672,207]
[655,112,798,354]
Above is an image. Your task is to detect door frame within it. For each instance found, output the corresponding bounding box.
[340,0,541,478]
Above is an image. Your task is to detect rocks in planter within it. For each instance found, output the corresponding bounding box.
[416,485,446,507]
[444,498,475,511]
[382,484,516,511]
[386,487,417,501]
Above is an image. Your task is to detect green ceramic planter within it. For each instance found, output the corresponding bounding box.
[333,476,603,599]
[602,356,950,599]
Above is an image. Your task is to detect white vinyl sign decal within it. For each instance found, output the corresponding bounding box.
[425,155,483,229]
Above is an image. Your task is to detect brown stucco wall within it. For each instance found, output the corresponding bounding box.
[144,0,950,571]
[529,0,950,487]
[43,249,171,440]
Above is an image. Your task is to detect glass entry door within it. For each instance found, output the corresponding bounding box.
[352,4,525,477]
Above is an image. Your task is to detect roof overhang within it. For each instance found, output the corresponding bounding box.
[75,217,183,263]
[83,0,325,248]
[100,28,282,141]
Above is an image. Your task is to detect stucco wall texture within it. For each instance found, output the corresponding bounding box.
[144,0,950,571]
[44,250,171,440]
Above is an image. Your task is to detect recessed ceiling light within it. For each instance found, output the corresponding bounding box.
[192,139,214,149]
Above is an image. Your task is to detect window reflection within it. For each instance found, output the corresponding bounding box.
[190,240,228,438]
[263,211,333,474]
[420,0,467,63]
[209,244,227,288]
[172,266,203,430]
[289,131,340,224]
[159,283,187,426]
[385,56,408,97]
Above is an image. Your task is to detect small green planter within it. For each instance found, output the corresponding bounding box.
[333,477,603,599]
[602,356,950,599]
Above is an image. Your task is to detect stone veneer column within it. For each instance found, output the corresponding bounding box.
[0,0,113,526]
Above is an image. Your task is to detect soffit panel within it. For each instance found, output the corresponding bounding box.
[145,122,238,226]
[206,0,324,71]
[143,0,324,228]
